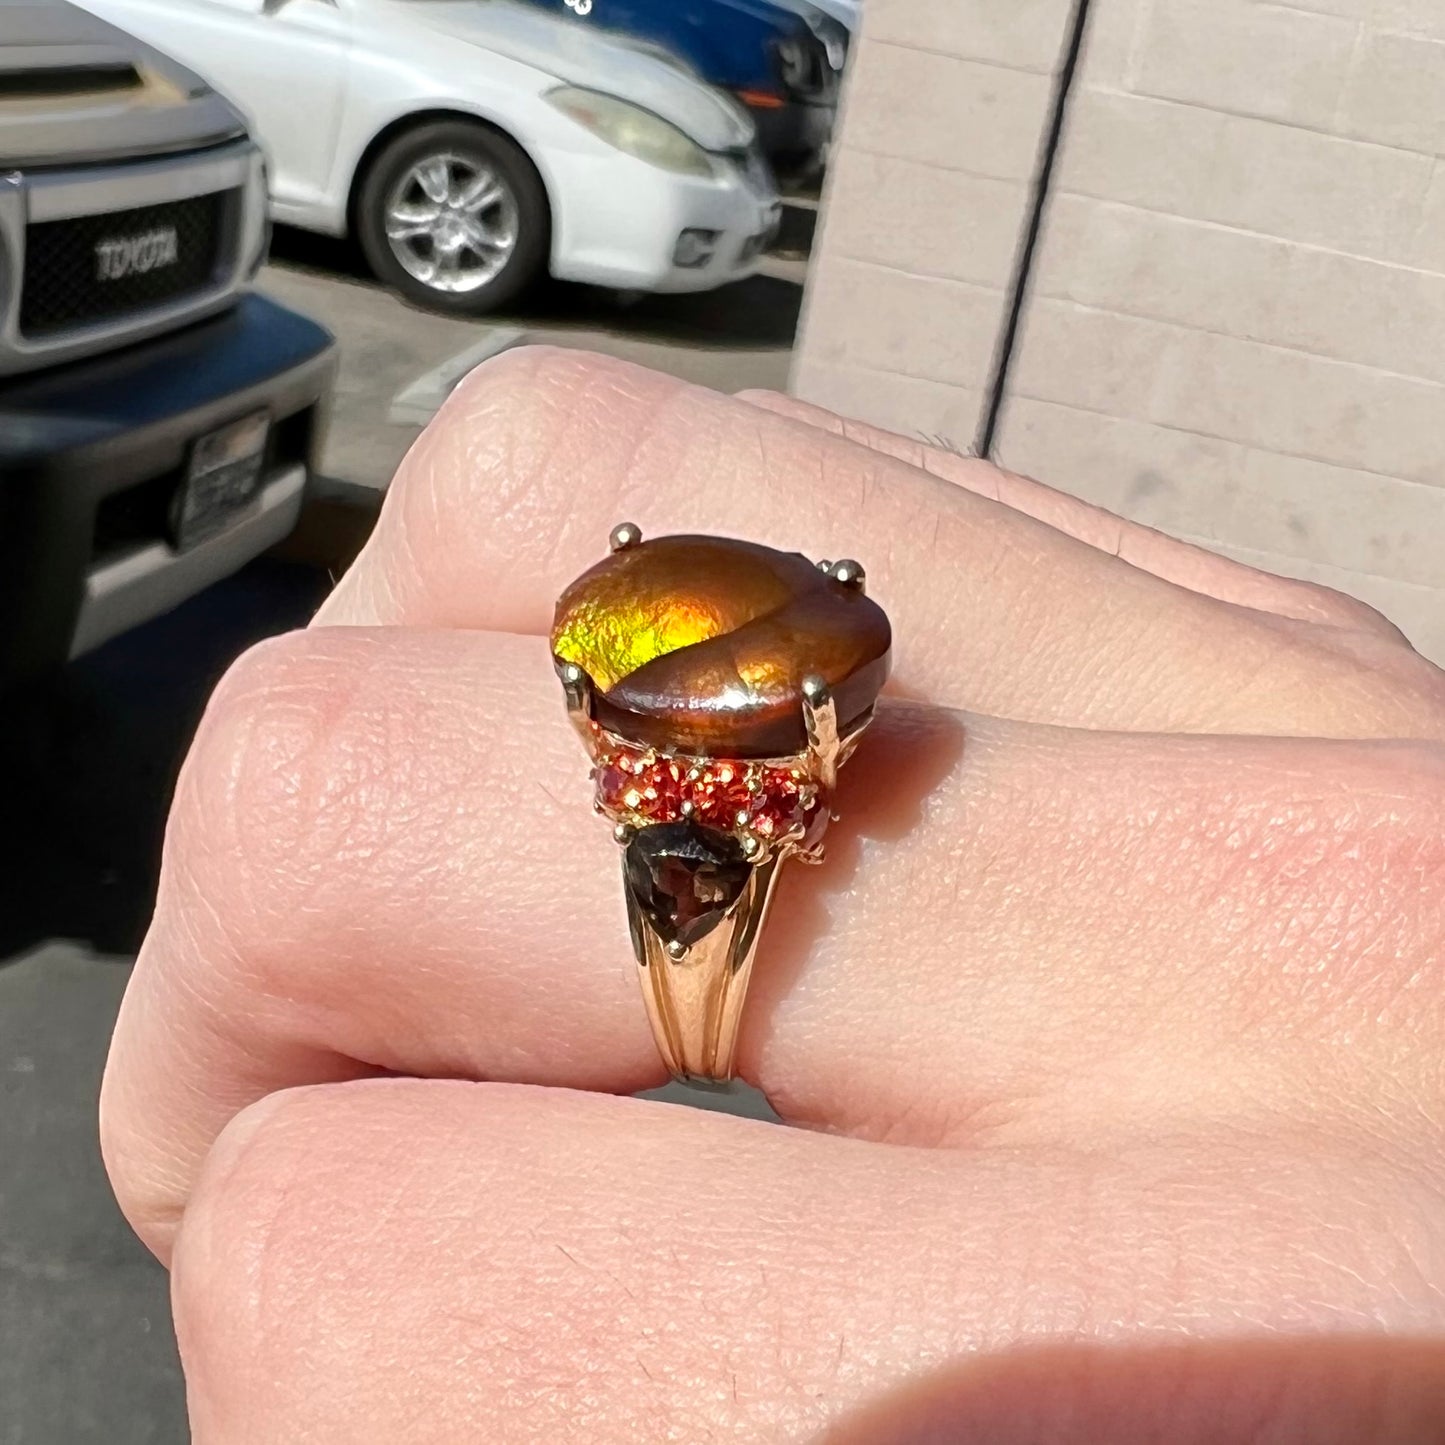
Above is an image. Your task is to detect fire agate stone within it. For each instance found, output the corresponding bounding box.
[552,534,890,756]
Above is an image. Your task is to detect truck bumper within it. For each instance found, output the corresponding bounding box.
[0,293,335,679]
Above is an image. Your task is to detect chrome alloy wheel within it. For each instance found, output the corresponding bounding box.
[383,152,520,294]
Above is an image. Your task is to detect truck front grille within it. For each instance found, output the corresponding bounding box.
[0,64,141,100]
[19,190,233,339]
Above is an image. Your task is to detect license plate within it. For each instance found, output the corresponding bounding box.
[173,410,269,551]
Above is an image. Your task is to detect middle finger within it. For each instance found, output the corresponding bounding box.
[102,626,1445,1256]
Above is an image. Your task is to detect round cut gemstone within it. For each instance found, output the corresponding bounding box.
[596,744,829,848]
[690,761,753,830]
[750,775,827,846]
[597,752,683,822]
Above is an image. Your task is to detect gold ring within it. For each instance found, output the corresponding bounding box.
[551,526,891,1082]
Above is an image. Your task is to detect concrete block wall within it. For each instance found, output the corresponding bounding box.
[794,0,1445,661]
[792,0,1076,446]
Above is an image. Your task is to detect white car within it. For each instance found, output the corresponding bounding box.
[817,0,859,27]
[77,0,782,315]
[781,0,858,32]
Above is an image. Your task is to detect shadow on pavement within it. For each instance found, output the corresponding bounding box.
[0,558,330,963]
[0,559,331,1445]
[1,945,185,1445]
[268,224,804,350]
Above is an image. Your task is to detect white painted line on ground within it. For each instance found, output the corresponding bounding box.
[756,254,810,286]
[389,326,528,427]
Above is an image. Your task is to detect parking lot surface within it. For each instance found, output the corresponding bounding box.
[261,228,802,492]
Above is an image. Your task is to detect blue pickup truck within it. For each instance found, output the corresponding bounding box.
[529,0,849,173]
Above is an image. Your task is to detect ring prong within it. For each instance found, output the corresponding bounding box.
[613,821,634,844]
[609,522,643,552]
[801,672,840,790]
[665,939,688,960]
[558,660,596,742]
[740,834,762,859]
[829,558,866,591]
[815,558,833,572]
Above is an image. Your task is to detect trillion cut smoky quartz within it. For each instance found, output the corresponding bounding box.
[623,822,753,949]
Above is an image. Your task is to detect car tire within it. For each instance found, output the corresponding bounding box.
[355,120,549,316]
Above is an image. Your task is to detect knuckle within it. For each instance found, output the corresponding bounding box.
[325,346,678,627]
[444,339,572,411]
[1354,745,1445,902]
[1284,608,1445,739]
[1278,742,1445,910]
[163,629,381,962]
[172,1088,334,1404]
[380,345,642,609]
[98,1061,181,1246]
[1300,578,1408,638]
[1370,647,1445,730]
[402,343,610,512]
[174,631,315,856]
[1291,744,1445,1030]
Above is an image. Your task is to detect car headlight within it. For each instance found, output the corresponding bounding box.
[547,87,715,178]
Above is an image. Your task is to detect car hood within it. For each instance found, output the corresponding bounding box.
[0,0,247,167]
[389,0,756,151]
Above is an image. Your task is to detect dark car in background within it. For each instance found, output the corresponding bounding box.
[533,0,848,175]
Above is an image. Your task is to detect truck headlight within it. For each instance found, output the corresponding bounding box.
[244,152,273,279]
[547,87,714,178]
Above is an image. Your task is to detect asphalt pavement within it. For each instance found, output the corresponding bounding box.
[1,243,793,1443]
[1,560,331,1445]
[261,226,804,492]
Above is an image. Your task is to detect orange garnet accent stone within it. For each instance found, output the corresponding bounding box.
[552,535,891,757]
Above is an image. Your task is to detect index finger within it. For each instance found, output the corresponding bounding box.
[317,347,1445,741]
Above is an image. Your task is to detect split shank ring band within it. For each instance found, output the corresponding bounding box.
[551,526,892,1083]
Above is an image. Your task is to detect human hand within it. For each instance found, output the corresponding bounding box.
[101,349,1445,1441]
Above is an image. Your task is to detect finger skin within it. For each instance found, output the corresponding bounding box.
[738,389,1403,638]
[174,1081,1445,1444]
[101,627,1445,1258]
[316,347,1445,741]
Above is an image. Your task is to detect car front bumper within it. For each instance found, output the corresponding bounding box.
[0,292,335,680]
[544,146,782,295]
